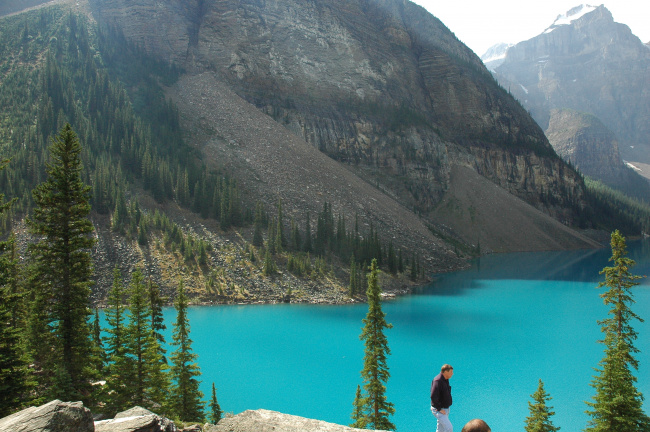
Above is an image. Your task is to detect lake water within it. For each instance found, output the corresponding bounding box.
[141,240,650,431]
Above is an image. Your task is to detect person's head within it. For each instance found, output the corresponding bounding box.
[441,364,454,379]
[461,418,491,432]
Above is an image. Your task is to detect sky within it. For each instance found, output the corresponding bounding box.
[410,1,650,57]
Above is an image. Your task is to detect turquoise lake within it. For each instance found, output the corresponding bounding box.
[136,240,650,431]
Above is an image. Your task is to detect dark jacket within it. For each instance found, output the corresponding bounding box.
[430,373,452,410]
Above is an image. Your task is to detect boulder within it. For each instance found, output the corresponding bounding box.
[205,409,389,432]
[0,399,94,432]
[94,406,177,432]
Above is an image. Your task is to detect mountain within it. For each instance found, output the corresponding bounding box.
[545,109,650,199]
[481,42,514,71]
[90,0,593,227]
[490,5,650,171]
[0,0,610,302]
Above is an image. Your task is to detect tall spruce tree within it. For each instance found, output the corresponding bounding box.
[148,278,167,363]
[525,379,560,432]
[350,384,366,428]
[25,124,96,402]
[355,259,395,430]
[0,161,30,416]
[170,280,205,422]
[103,266,132,415]
[209,382,223,424]
[585,230,650,432]
[125,269,152,407]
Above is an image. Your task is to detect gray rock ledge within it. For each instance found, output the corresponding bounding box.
[0,399,94,432]
[205,409,389,432]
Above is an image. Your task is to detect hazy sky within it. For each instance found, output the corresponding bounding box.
[410,1,650,56]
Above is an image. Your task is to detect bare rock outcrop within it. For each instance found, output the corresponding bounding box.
[94,406,177,432]
[205,409,389,432]
[0,399,94,432]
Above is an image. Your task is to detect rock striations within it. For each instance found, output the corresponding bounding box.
[88,0,595,255]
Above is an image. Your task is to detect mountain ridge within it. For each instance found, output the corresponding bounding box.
[0,0,615,304]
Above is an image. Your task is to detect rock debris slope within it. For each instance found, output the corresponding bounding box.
[169,72,461,271]
[91,0,595,255]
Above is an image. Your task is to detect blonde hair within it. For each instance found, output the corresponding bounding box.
[440,364,453,373]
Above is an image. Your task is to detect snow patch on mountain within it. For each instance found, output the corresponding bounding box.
[544,4,598,34]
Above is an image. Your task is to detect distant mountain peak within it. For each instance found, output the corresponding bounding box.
[480,42,514,70]
[543,4,600,34]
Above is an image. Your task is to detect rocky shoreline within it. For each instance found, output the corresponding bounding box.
[0,400,391,432]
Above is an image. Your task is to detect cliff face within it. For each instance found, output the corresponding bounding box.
[493,5,650,164]
[89,0,585,227]
[545,109,650,199]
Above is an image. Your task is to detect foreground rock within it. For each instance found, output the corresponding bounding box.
[0,399,94,432]
[94,406,177,432]
[205,409,389,432]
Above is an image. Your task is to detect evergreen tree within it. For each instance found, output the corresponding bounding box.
[525,379,560,432]
[350,384,366,429]
[0,161,30,416]
[143,331,171,416]
[170,280,204,422]
[585,230,650,432]
[148,278,167,363]
[263,249,277,276]
[103,266,132,415]
[253,201,265,247]
[125,269,152,407]
[92,308,104,371]
[303,212,312,253]
[349,255,358,297]
[410,252,417,282]
[112,188,128,233]
[356,259,395,430]
[276,199,286,251]
[210,382,223,424]
[25,124,96,402]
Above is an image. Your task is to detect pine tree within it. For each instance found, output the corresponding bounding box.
[92,308,104,371]
[103,266,132,415]
[148,278,167,363]
[303,212,312,253]
[263,249,277,276]
[410,252,417,281]
[210,382,223,424]
[25,123,96,402]
[525,379,560,432]
[276,199,286,251]
[585,230,650,431]
[125,269,152,407]
[170,280,205,422]
[349,255,358,297]
[143,331,171,416]
[0,164,30,415]
[350,384,366,429]
[356,259,395,430]
[112,188,128,233]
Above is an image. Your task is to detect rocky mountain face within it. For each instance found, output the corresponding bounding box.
[88,0,590,244]
[489,5,650,168]
[545,109,650,199]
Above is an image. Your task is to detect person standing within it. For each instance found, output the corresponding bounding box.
[431,364,454,432]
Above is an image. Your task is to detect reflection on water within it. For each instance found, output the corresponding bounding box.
[417,239,650,297]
